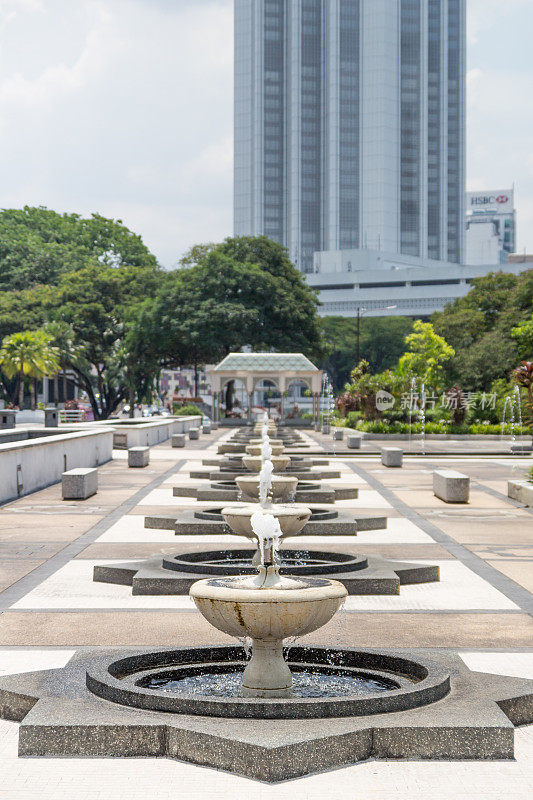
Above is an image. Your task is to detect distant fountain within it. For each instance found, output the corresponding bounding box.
[419,382,427,456]
[408,378,426,454]
[501,395,516,443]
[258,459,274,505]
[408,377,417,452]
[261,436,273,462]
[502,388,528,453]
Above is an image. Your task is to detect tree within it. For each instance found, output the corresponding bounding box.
[398,320,454,389]
[151,237,324,367]
[0,206,158,291]
[511,315,533,360]
[51,263,164,420]
[321,316,414,391]
[433,270,533,389]
[0,330,59,409]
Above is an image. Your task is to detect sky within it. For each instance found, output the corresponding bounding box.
[0,0,532,267]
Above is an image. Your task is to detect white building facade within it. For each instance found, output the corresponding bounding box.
[465,189,516,266]
[234,0,466,275]
[309,247,530,318]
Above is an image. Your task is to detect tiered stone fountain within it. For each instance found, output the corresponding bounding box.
[191,508,347,697]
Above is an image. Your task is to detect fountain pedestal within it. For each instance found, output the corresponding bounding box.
[190,567,347,698]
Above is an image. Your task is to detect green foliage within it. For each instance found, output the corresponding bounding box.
[0,206,158,291]
[398,321,454,388]
[173,403,203,417]
[151,236,323,365]
[320,315,413,391]
[511,315,533,359]
[349,420,514,435]
[432,270,533,389]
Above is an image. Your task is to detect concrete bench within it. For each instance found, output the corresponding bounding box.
[0,410,16,429]
[347,435,361,449]
[188,428,200,440]
[202,423,211,434]
[433,469,469,503]
[333,430,344,441]
[510,443,533,454]
[211,422,218,430]
[381,447,403,467]
[321,423,331,435]
[171,434,186,448]
[128,446,150,468]
[508,480,533,507]
[62,467,98,500]
[44,408,59,427]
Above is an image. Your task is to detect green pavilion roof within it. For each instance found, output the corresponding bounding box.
[212,352,319,372]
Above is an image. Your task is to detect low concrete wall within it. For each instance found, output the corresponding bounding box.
[72,416,202,449]
[0,427,113,505]
[334,427,532,442]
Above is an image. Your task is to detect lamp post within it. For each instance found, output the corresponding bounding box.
[355,305,397,365]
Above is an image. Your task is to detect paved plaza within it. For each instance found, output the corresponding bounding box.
[0,426,532,798]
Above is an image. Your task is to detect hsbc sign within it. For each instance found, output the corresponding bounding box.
[468,191,513,213]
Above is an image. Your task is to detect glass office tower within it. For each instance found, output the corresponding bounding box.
[234,0,466,273]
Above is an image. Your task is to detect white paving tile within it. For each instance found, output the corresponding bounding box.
[0,717,531,800]
[0,649,76,676]
[10,561,195,609]
[94,512,432,544]
[343,561,518,611]
[459,652,533,679]
[355,516,435,543]
[333,490,392,508]
[10,560,517,613]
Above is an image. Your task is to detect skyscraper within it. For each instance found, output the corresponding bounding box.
[234,0,466,275]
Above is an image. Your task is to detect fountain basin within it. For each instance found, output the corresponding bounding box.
[220,503,311,538]
[190,574,347,696]
[243,455,290,472]
[248,438,283,446]
[197,506,337,523]
[245,445,285,456]
[86,645,450,717]
[236,474,298,502]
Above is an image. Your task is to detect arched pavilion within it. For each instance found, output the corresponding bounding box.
[208,352,323,426]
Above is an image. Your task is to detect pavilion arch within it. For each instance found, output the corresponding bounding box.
[208,352,322,426]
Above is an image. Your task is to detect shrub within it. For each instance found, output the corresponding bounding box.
[174,403,203,417]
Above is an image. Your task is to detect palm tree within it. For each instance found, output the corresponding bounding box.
[0,330,60,410]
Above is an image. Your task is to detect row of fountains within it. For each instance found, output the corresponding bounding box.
[190,414,347,697]
[1,411,531,781]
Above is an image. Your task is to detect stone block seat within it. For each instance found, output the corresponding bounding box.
[347,435,361,449]
[433,469,470,503]
[62,468,98,500]
[333,430,344,441]
[188,428,200,440]
[381,447,403,467]
[171,434,186,448]
[508,480,533,507]
[128,447,150,468]
[0,410,16,429]
[202,422,211,434]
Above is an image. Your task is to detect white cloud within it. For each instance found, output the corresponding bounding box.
[0,0,531,265]
[0,0,233,266]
